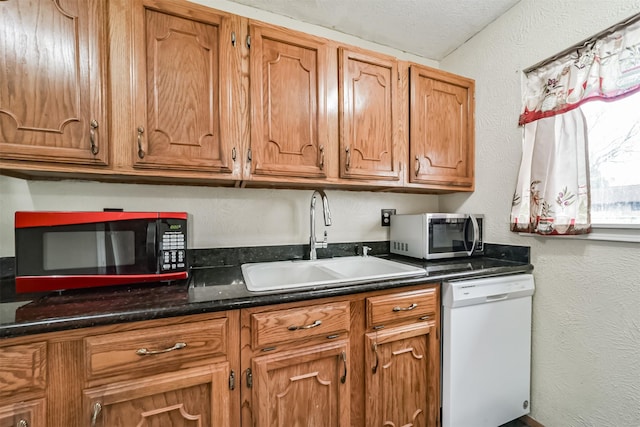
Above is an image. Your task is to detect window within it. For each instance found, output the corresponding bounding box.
[511,14,640,238]
[582,91,640,226]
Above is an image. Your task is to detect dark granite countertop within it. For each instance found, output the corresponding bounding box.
[0,243,532,339]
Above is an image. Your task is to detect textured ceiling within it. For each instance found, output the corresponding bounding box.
[228,0,521,60]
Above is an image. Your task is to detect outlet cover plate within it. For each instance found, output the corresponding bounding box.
[381,209,396,227]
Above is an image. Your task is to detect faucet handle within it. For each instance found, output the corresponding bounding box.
[362,246,371,257]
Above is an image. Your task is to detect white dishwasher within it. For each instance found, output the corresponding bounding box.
[442,273,535,427]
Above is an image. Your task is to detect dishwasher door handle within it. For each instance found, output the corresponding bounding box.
[486,293,508,302]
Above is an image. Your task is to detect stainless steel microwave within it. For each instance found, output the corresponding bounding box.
[390,213,484,260]
[14,211,188,293]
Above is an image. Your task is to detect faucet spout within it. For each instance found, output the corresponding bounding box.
[310,189,332,260]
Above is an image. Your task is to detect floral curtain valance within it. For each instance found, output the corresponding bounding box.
[519,16,640,126]
[511,14,640,236]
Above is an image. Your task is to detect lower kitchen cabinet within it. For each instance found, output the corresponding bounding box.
[361,286,441,427]
[241,300,351,427]
[365,323,438,427]
[0,340,47,427]
[83,364,230,427]
[251,341,350,427]
[0,399,46,427]
[1,282,440,427]
[0,311,240,427]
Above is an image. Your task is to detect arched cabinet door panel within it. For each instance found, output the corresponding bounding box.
[248,23,331,181]
[0,0,109,166]
[339,48,401,183]
[132,0,241,179]
[409,64,475,190]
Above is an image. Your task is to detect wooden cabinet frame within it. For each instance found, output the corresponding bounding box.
[1,0,474,193]
[1,283,440,427]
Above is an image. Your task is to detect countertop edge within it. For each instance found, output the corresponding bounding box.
[1,261,533,340]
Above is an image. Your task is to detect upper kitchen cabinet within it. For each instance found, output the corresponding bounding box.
[0,0,109,168]
[408,64,475,191]
[339,48,402,184]
[130,0,242,180]
[247,23,332,183]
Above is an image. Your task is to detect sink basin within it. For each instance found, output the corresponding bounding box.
[241,256,426,292]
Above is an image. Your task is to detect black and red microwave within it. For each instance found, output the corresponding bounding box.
[14,211,188,293]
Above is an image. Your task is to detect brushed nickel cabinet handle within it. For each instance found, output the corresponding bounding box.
[393,303,417,312]
[287,319,322,331]
[345,146,351,170]
[372,343,379,374]
[340,351,347,384]
[137,126,145,159]
[89,120,99,155]
[90,402,102,427]
[232,146,237,161]
[319,145,325,169]
[18,420,28,427]
[136,342,187,356]
[415,155,421,176]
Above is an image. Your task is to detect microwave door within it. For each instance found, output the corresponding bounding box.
[104,222,143,274]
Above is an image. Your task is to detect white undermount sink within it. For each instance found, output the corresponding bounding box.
[241,256,426,292]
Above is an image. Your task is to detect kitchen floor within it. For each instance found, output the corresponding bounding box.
[499,419,529,427]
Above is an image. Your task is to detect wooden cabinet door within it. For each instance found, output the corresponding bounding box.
[84,364,230,427]
[248,24,330,180]
[132,0,240,178]
[365,322,440,427]
[339,48,401,182]
[0,0,108,165]
[0,399,46,427]
[409,64,475,190]
[251,340,350,427]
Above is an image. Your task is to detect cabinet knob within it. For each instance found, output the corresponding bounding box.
[17,420,28,427]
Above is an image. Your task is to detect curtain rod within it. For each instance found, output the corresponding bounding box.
[523,12,640,74]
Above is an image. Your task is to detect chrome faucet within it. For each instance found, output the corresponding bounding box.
[309,189,332,260]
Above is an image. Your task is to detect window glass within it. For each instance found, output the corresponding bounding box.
[582,91,640,225]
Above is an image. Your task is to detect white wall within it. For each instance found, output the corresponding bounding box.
[0,175,438,257]
[440,1,640,426]
[0,0,442,258]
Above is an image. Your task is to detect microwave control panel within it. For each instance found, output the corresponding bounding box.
[159,219,187,272]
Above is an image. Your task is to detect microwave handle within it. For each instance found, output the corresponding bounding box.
[146,221,157,262]
[466,215,479,256]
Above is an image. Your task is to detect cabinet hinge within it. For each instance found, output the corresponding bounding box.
[246,368,253,388]
[229,369,236,390]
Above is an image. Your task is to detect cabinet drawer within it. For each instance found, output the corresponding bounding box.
[251,301,350,349]
[0,342,47,396]
[85,317,227,379]
[367,288,437,328]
